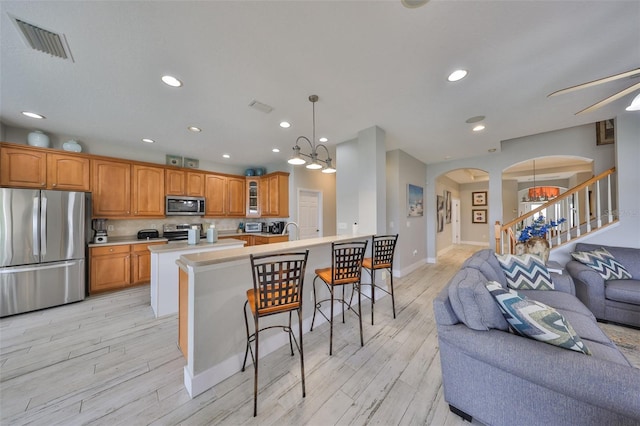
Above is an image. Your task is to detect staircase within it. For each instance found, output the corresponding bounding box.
[495,167,618,255]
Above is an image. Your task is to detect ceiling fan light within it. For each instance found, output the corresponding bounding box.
[626,93,640,111]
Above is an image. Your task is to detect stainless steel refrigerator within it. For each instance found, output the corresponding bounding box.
[1,188,88,317]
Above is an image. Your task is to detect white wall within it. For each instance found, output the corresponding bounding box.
[386,149,427,274]
[289,165,337,237]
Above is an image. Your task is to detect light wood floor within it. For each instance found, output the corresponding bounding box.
[1,244,638,425]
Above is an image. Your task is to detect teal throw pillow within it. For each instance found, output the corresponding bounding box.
[485,281,591,355]
[571,247,633,280]
[495,253,554,290]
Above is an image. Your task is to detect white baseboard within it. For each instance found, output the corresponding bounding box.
[397,258,428,277]
[460,240,491,247]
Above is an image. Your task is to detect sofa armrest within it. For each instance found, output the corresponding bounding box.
[437,324,640,421]
[566,260,606,318]
[549,271,575,295]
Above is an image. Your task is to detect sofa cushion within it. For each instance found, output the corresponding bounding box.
[485,282,591,355]
[558,310,616,347]
[575,243,640,278]
[495,253,554,290]
[519,290,595,320]
[605,279,640,305]
[461,249,507,287]
[571,247,633,280]
[447,268,509,331]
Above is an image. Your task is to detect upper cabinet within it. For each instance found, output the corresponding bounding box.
[166,169,205,197]
[1,145,89,191]
[92,159,164,218]
[204,174,246,217]
[261,172,289,218]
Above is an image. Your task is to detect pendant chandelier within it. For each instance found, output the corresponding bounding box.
[287,95,336,173]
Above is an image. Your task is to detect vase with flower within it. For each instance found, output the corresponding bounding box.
[516,216,566,263]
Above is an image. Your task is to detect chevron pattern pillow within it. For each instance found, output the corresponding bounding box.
[571,247,633,280]
[495,253,554,290]
[485,281,591,355]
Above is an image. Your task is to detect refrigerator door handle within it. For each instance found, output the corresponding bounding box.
[32,196,39,257]
[40,194,47,256]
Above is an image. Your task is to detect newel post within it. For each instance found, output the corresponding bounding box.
[494,221,502,253]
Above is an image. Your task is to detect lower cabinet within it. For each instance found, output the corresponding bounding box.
[219,234,289,246]
[90,241,167,294]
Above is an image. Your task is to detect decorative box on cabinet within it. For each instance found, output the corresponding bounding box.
[1,145,89,191]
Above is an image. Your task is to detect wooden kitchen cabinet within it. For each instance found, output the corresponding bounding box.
[261,172,289,217]
[92,160,164,218]
[253,235,289,245]
[132,164,165,217]
[91,158,131,217]
[90,241,167,293]
[1,145,89,191]
[166,169,205,197]
[205,173,245,217]
[219,234,254,246]
[131,241,166,284]
[90,245,131,293]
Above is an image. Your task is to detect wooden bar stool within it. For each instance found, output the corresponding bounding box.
[310,240,368,356]
[361,234,398,325]
[241,250,309,417]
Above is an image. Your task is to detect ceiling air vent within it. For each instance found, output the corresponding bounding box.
[248,100,274,114]
[11,15,74,61]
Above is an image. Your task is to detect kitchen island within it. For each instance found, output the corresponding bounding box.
[176,234,374,398]
[148,238,246,318]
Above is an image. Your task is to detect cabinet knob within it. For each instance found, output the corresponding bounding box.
[52,183,57,187]
[41,182,46,186]
[109,248,114,252]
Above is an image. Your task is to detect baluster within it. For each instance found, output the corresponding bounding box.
[565,197,572,242]
[596,180,602,228]
[585,185,591,233]
[575,191,581,237]
[607,173,613,223]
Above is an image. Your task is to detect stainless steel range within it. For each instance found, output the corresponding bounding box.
[163,223,204,241]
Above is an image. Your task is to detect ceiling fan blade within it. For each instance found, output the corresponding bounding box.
[548,68,640,97]
[575,81,640,115]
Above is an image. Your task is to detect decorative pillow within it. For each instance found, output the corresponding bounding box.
[571,247,633,280]
[495,253,554,290]
[485,281,591,355]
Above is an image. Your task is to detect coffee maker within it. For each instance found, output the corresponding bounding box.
[270,221,286,234]
[92,218,108,243]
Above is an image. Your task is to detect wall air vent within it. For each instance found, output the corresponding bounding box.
[11,15,74,62]
[248,100,274,114]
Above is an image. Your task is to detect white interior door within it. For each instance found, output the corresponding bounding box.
[452,198,461,244]
[298,190,321,240]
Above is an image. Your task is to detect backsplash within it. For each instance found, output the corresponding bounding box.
[102,217,276,237]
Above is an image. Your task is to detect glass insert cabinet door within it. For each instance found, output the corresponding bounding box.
[247,180,259,216]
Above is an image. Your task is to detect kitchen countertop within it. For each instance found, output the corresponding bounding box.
[87,236,168,247]
[219,232,290,238]
[148,238,246,254]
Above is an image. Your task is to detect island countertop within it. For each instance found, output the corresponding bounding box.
[178,234,368,268]
[148,238,246,254]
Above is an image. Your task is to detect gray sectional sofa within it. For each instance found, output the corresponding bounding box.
[433,249,640,426]
[566,243,640,328]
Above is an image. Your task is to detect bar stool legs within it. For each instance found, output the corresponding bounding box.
[362,234,399,325]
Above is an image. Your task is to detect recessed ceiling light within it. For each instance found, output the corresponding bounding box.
[444,155,452,160]
[473,125,485,132]
[272,148,280,153]
[142,138,155,143]
[222,154,230,159]
[280,121,291,128]
[188,126,201,132]
[161,75,182,87]
[319,137,328,143]
[447,69,468,82]
[488,148,497,153]
[22,111,45,119]
[465,115,485,124]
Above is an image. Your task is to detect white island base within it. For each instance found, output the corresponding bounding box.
[176,234,381,398]
[148,238,246,318]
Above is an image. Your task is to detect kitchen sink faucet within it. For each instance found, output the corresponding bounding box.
[282,222,299,241]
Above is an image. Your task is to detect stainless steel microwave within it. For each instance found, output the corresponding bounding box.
[165,196,206,216]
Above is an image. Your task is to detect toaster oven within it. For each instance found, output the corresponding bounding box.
[244,222,262,233]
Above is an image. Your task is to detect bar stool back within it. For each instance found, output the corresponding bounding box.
[310,240,368,355]
[242,250,309,417]
[362,234,398,324]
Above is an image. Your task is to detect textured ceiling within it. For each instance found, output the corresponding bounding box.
[1,1,639,170]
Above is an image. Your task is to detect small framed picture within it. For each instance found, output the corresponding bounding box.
[596,119,615,145]
[183,157,199,169]
[407,184,424,217]
[472,209,487,224]
[166,154,182,167]
[472,191,487,206]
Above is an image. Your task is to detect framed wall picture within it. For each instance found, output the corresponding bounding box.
[437,195,444,232]
[445,190,452,224]
[472,191,487,206]
[596,119,615,145]
[472,209,487,224]
[407,184,424,217]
